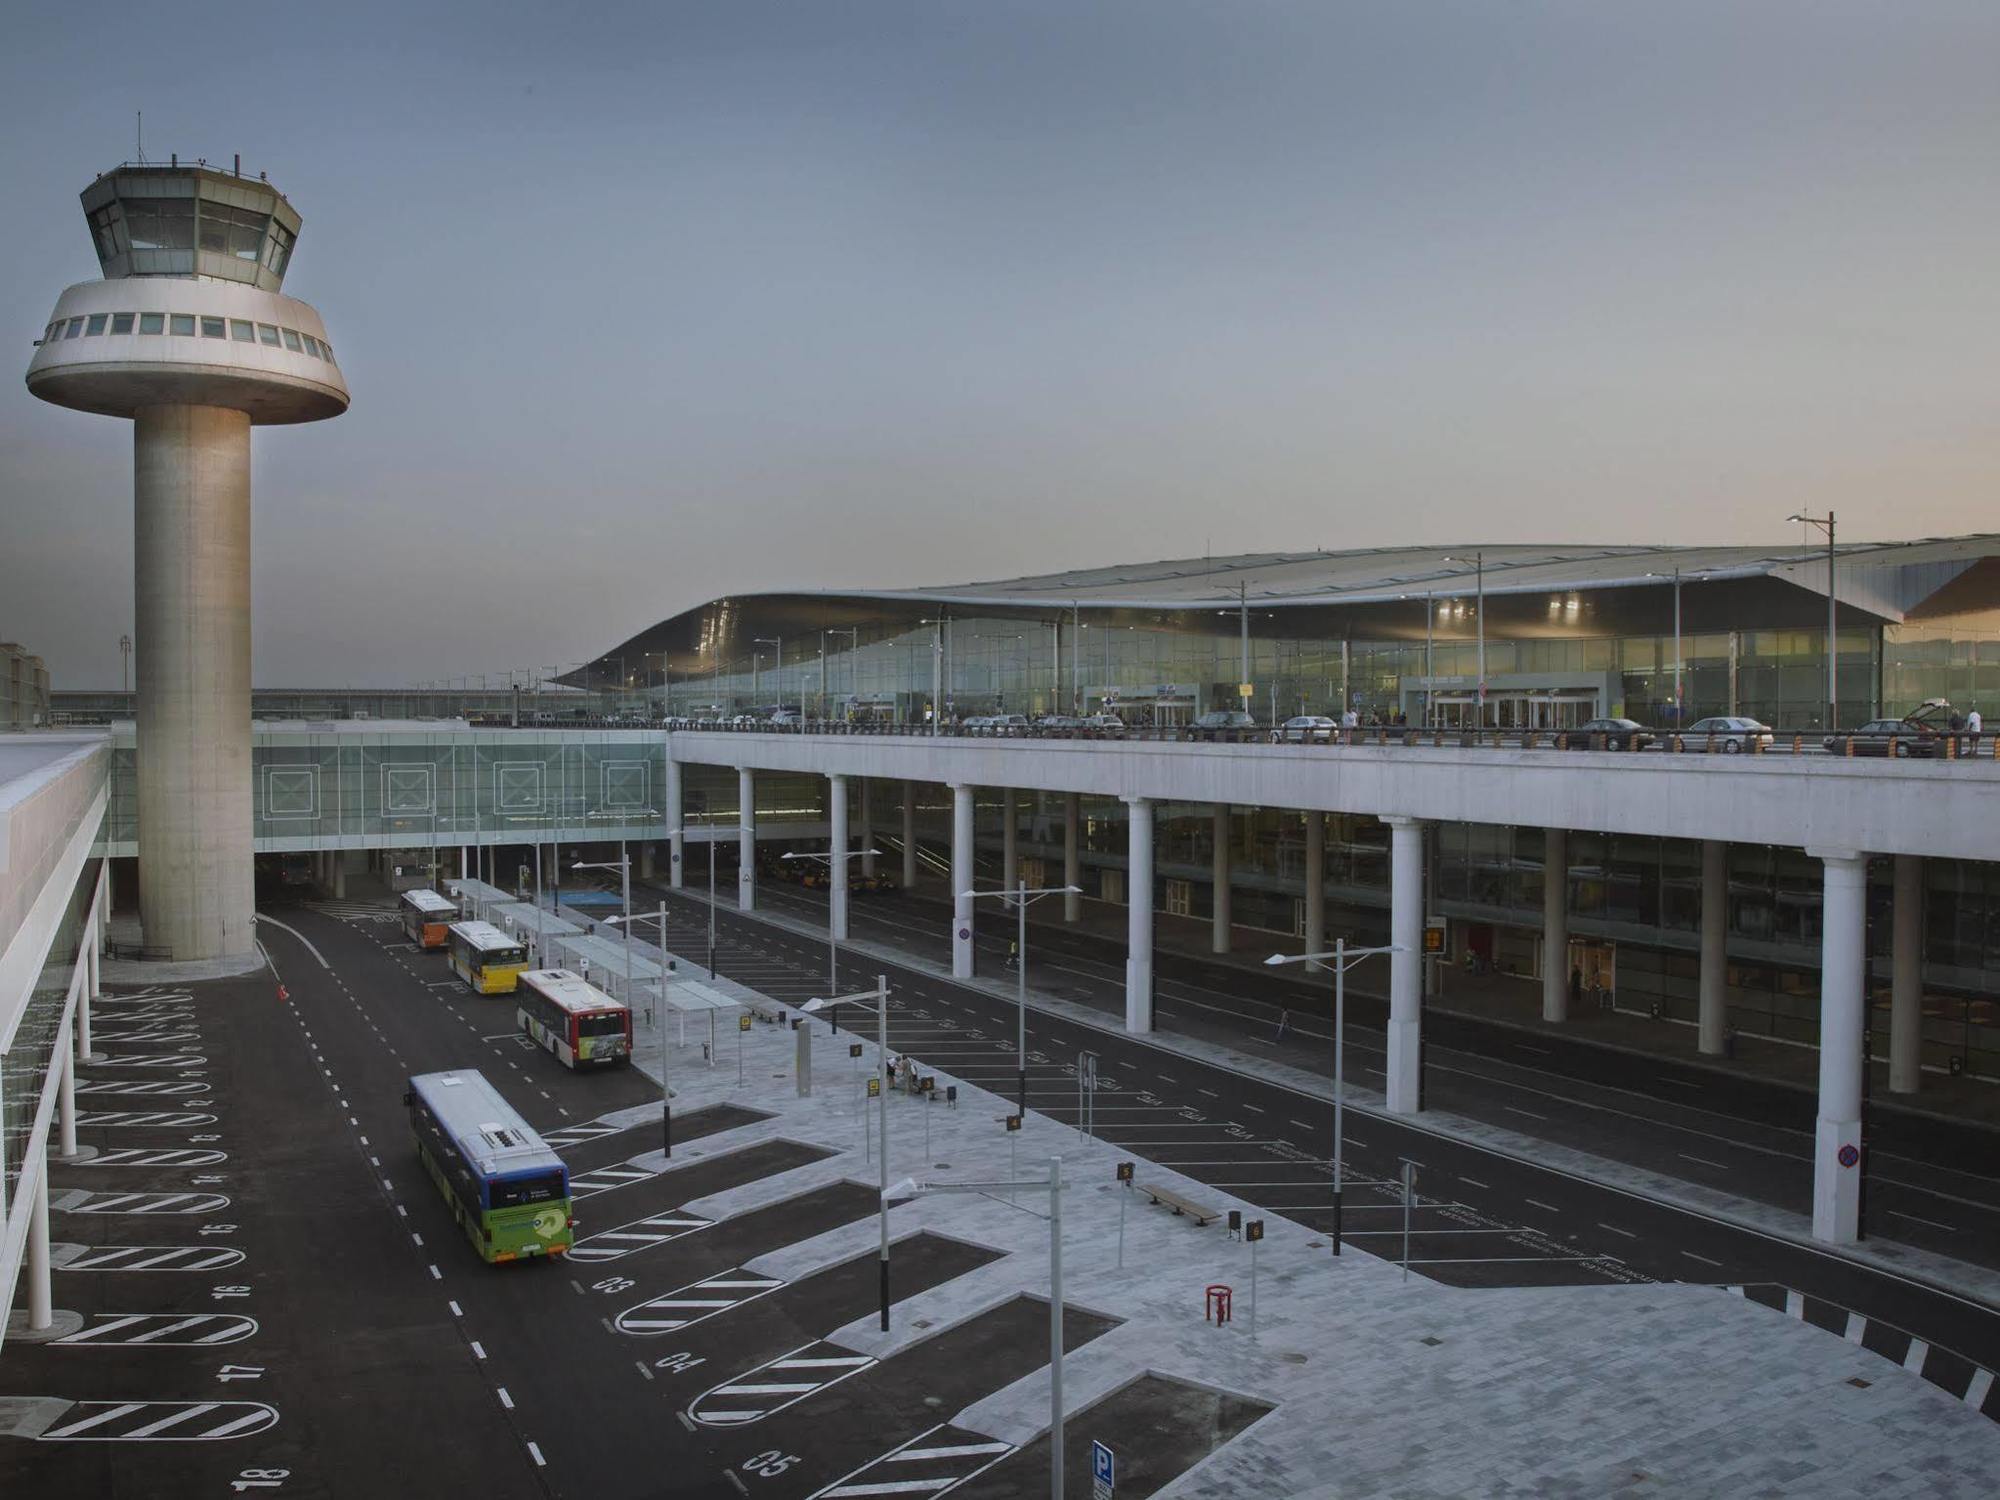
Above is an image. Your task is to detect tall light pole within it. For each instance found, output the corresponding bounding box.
[604,903,675,1157]
[1265,939,1404,1255]
[963,882,1081,1118]
[687,794,720,979]
[755,636,782,716]
[886,1159,1069,1500]
[783,845,883,999]
[1788,511,1838,729]
[803,978,892,1329]
[823,627,858,720]
[571,847,632,1002]
[118,632,132,697]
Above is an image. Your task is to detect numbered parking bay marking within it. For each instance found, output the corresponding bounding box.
[84,1054,210,1069]
[75,1080,210,1096]
[76,1111,216,1129]
[78,1148,228,1168]
[53,1190,231,1215]
[565,1211,713,1264]
[807,1423,1015,1499]
[689,1340,875,1426]
[614,1268,785,1336]
[58,1245,246,1272]
[34,1400,279,1441]
[54,1313,258,1347]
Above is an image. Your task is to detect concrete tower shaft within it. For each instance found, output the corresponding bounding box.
[25,161,348,961]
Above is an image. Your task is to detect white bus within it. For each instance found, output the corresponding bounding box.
[515,969,632,1069]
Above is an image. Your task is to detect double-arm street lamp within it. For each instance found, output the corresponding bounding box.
[801,977,892,1330]
[1264,938,1405,1255]
[1788,511,1838,730]
[754,636,783,717]
[783,845,883,999]
[962,881,1081,1119]
[603,904,676,1159]
[886,1158,1070,1500]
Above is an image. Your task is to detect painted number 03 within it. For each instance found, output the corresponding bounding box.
[741,1451,800,1478]
[231,1470,290,1492]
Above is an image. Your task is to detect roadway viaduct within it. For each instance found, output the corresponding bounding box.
[664,729,2000,1250]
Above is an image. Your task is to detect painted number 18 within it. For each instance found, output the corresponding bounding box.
[231,1470,290,1492]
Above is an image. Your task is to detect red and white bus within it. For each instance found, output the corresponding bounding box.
[515,969,632,1069]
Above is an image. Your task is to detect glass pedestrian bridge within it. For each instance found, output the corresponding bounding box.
[98,721,671,856]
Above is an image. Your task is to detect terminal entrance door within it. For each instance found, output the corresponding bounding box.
[1427,690,1602,731]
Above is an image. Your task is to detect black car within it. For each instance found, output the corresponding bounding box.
[1821,717,1947,759]
[1565,717,1654,751]
[1188,709,1257,741]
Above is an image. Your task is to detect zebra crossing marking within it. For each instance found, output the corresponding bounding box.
[76,1111,216,1129]
[304,900,399,922]
[37,1400,279,1441]
[542,1120,626,1149]
[94,988,195,1005]
[614,1268,785,1336]
[78,1148,229,1168]
[808,1423,1015,1498]
[688,1340,876,1426]
[76,1080,210,1096]
[61,1245,245,1272]
[54,1313,258,1347]
[85,1054,210,1069]
[565,1211,713,1264]
[568,1161,659,1198]
[54,1190,231,1215]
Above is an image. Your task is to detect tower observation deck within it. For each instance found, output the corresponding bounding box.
[25,159,350,960]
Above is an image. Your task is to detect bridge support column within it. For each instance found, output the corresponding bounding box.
[1542,827,1569,1022]
[666,757,684,889]
[829,773,849,942]
[1891,854,1922,1094]
[331,854,345,900]
[1303,813,1324,957]
[951,784,975,978]
[1211,804,1232,953]
[1063,793,1081,921]
[860,778,876,879]
[737,768,756,911]
[902,782,918,890]
[1001,788,1018,895]
[1811,849,1867,1245]
[1385,816,1425,1114]
[1699,840,1728,1055]
[1125,795,1154,1033]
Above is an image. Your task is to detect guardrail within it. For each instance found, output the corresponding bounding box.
[655,720,1999,761]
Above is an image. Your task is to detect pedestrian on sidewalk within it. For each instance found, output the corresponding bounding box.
[1569,965,1583,1012]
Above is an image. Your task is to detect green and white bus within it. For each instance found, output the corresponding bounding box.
[516,968,632,1069]
[447,920,530,994]
[405,1069,573,1264]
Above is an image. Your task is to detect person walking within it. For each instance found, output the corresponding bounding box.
[1968,704,1983,749]
[1569,964,1584,1013]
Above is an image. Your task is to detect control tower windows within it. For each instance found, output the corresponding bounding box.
[264,222,294,278]
[199,202,270,262]
[139,313,165,335]
[85,314,107,336]
[170,314,196,336]
[231,319,256,342]
[63,318,82,339]
[200,316,226,339]
[281,328,302,352]
[257,324,280,346]
[111,313,134,334]
[125,197,196,252]
[89,204,125,262]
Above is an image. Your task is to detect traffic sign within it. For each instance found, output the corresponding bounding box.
[1092,1439,1115,1497]
[867,1078,881,1098]
[849,1043,864,1058]
[1423,915,1446,954]
[1115,1160,1133,1183]
[1246,1218,1264,1242]
[1837,1143,1860,1168]
[739,1014,753,1032]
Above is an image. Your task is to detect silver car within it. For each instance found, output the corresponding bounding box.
[1275,714,1338,743]
[1683,716,1774,753]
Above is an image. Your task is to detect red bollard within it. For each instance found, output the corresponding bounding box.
[1205,1283,1233,1326]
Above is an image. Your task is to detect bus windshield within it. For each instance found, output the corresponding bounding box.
[490,1172,565,1209]
[577,1013,627,1038]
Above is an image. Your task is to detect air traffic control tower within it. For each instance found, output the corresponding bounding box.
[26,160,349,960]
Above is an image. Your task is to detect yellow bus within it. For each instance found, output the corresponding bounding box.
[401,889,459,949]
[516,969,632,1069]
[447,921,530,995]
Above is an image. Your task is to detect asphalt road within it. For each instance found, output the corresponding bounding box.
[626,874,2000,1397]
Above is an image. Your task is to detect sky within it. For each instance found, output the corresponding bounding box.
[4,1,1997,687]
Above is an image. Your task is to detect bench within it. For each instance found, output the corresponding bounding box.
[1136,1182,1221,1227]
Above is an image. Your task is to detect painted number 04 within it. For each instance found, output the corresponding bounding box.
[742,1451,799,1478]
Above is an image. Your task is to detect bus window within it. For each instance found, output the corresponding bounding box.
[491,1173,565,1209]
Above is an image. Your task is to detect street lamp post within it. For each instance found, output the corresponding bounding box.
[823,627,858,721]
[782,845,883,1000]
[604,903,676,1158]
[754,636,783,717]
[803,977,892,1329]
[962,882,1081,1120]
[1264,939,1404,1255]
[1788,511,1838,729]
[886,1158,1069,1500]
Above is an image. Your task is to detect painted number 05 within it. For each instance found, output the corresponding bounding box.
[742,1451,799,1478]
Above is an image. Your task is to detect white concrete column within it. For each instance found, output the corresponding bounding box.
[1001,788,1018,896]
[902,782,918,890]
[640,843,656,881]
[79,928,98,1062]
[860,778,876,879]
[331,854,345,899]
[1811,850,1868,1245]
[951,784,976,978]
[1303,813,1325,956]
[829,773,849,941]
[1211,804,1232,953]
[737,768,757,911]
[1125,795,1154,1033]
[666,757,685,889]
[1385,816,1426,1114]
[28,1162,52,1330]
[1890,854,1922,1094]
[58,1042,78,1159]
[1699,840,1728,1055]
[134,404,255,961]
[1063,793,1082,921]
[1542,827,1569,1022]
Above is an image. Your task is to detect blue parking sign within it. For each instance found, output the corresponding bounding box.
[1092,1439,1115,1495]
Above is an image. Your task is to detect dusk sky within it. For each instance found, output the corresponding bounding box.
[5,1,1997,687]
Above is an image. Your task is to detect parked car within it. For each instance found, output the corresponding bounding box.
[1189,709,1258,740]
[769,708,804,727]
[1079,713,1128,737]
[1681,716,1774,753]
[1036,714,1084,732]
[1822,710,1949,759]
[1274,714,1338,743]
[1565,717,1654,751]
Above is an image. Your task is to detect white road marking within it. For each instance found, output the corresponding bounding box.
[528,1441,546,1466]
[1680,1250,1724,1267]
[1525,1198,1561,1214]
[1597,1222,1639,1239]
[1504,1106,1548,1121]
[1678,1153,1731,1170]
[498,1387,514,1408]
